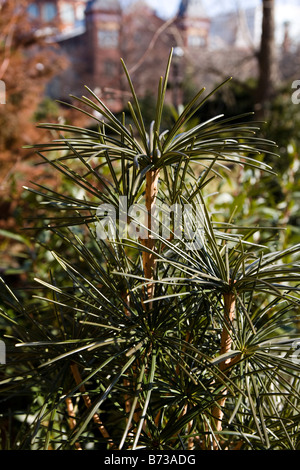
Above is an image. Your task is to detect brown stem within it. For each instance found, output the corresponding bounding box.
[212,291,236,450]
[70,362,115,449]
[122,290,132,416]
[187,417,194,450]
[65,397,82,450]
[142,169,160,304]
[220,292,236,371]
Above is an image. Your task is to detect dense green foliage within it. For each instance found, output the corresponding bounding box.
[0,50,300,450]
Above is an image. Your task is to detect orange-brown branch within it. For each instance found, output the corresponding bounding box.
[220,292,236,371]
[212,291,236,450]
[65,396,82,450]
[70,362,115,449]
[142,169,160,303]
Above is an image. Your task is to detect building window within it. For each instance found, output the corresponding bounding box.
[76,5,85,22]
[104,60,117,77]
[98,29,119,49]
[187,35,206,47]
[60,2,75,24]
[42,2,57,22]
[28,3,39,18]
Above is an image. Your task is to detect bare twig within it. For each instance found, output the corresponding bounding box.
[128,17,176,75]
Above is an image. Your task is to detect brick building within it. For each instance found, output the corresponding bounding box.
[27,0,300,112]
[27,0,211,111]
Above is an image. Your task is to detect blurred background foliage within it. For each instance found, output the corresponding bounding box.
[3,73,300,289]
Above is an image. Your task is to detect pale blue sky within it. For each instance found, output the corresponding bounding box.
[121,0,300,41]
[122,0,300,19]
[121,0,261,18]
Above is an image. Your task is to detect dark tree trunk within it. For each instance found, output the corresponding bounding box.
[255,0,277,118]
